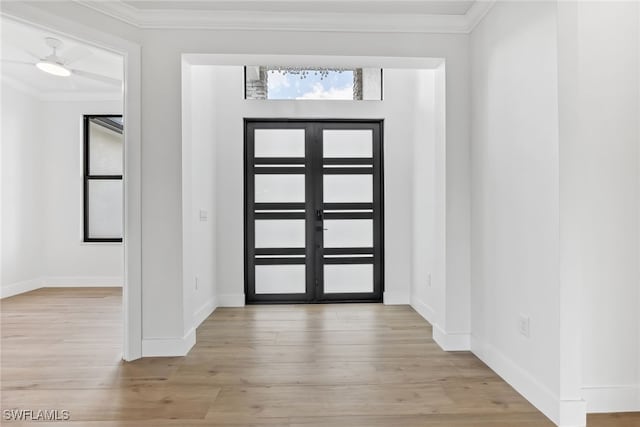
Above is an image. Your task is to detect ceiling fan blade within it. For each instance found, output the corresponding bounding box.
[62,45,92,65]
[1,59,35,65]
[71,69,121,86]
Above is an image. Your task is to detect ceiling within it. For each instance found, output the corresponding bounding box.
[1,17,123,98]
[78,0,491,33]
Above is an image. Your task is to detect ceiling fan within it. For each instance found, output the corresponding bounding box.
[2,37,121,86]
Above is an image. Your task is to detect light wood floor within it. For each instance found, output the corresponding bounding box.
[1,288,638,426]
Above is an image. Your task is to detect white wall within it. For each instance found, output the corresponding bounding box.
[1,80,124,297]
[184,66,437,319]
[558,1,640,414]
[183,66,218,332]
[410,71,437,322]
[41,99,124,285]
[470,1,564,424]
[1,83,44,297]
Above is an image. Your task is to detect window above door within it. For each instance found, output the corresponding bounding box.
[244,66,383,100]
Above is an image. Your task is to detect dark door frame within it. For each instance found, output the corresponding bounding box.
[244,118,385,304]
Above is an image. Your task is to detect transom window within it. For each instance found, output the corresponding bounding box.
[245,66,383,100]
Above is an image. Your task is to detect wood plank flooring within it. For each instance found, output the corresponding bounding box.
[1,288,637,426]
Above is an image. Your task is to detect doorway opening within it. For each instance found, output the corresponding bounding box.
[1,14,142,360]
[244,119,384,303]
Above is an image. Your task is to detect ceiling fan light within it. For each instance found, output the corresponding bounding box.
[36,60,71,77]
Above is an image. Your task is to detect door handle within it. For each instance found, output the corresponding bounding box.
[315,209,323,221]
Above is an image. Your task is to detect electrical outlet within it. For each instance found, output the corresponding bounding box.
[518,314,530,338]
[427,273,432,287]
[199,209,208,221]
[195,276,199,290]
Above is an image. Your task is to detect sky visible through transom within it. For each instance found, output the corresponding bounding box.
[267,69,354,100]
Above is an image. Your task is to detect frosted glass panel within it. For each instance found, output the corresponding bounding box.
[323,220,373,248]
[255,129,305,157]
[255,265,306,294]
[323,175,372,203]
[324,265,373,293]
[88,180,123,238]
[255,220,305,248]
[323,130,372,158]
[89,122,123,175]
[255,175,305,203]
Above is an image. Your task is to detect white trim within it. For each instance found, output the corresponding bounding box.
[383,291,410,305]
[473,340,557,422]
[583,385,640,414]
[42,276,123,287]
[559,399,587,427]
[470,334,486,359]
[193,298,218,329]
[75,0,496,34]
[411,295,471,352]
[0,278,43,299]
[411,295,473,352]
[468,339,584,427]
[217,293,246,307]
[432,323,470,351]
[1,5,143,361]
[410,294,436,324]
[0,277,124,299]
[184,53,443,70]
[141,328,196,357]
[465,0,496,33]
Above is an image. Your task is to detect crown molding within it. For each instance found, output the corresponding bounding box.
[74,0,495,34]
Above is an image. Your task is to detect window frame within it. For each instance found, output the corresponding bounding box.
[83,114,124,243]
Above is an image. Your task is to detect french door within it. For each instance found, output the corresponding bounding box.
[245,119,384,303]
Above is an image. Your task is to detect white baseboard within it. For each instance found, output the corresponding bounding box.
[383,291,410,305]
[193,298,217,329]
[2,276,123,299]
[217,293,245,307]
[470,334,484,358]
[432,323,471,351]
[559,399,587,427]
[42,276,123,287]
[410,295,470,352]
[0,277,43,299]
[470,340,585,426]
[583,385,640,413]
[410,294,436,325]
[141,328,196,357]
